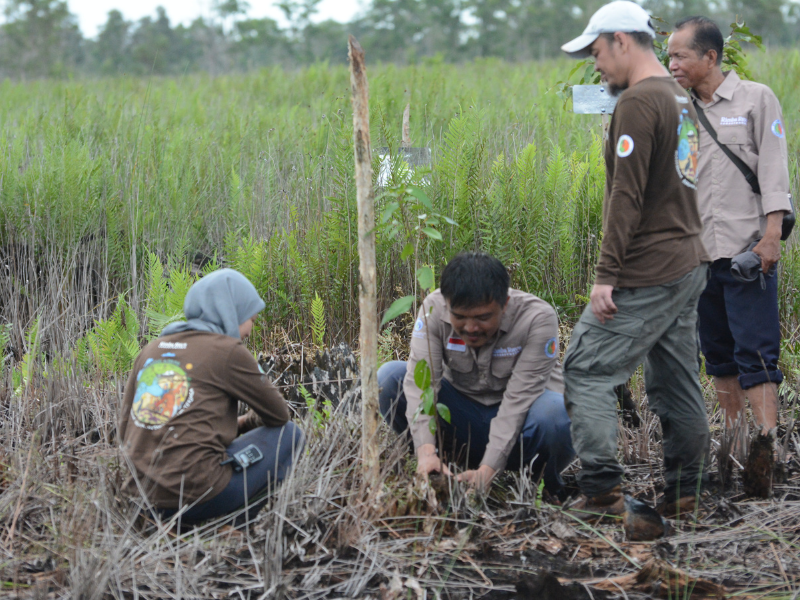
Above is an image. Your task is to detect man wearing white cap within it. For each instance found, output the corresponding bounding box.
[560,1,712,523]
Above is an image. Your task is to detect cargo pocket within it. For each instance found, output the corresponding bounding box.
[564,312,645,376]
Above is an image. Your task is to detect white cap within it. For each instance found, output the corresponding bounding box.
[561,1,656,58]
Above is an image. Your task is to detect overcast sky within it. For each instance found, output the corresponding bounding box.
[68,0,364,38]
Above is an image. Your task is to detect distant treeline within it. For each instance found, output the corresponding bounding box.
[1,0,798,78]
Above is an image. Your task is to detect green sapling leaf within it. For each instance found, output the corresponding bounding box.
[422,387,435,415]
[407,186,433,210]
[436,402,451,423]
[400,242,415,261]
[414,358,432,390]
[381,201,400,224]
[421,227,443,241]
[381,295,414,325]
[416,266,434,291]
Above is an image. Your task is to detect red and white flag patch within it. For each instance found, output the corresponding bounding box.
[446,337,467,352]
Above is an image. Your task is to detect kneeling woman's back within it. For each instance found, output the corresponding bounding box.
[119,269,302,522]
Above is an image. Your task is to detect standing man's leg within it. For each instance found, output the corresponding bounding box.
[563,307,646,498]
[644,265,710,512]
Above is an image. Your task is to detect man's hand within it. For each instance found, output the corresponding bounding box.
[416,444,451,479]
[457,464,497,492]
[590,283,618,324]
[752,211,785,273]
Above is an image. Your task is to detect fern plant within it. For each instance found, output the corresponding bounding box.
[311,292,326,349]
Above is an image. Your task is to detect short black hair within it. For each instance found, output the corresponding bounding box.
[600,31,654,52]
[674,16,724,66]
[440,252,509,309]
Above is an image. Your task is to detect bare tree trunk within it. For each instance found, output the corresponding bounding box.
[348,35,380,489]
[402,103,411,148]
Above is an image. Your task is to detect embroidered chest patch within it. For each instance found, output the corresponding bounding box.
[446,337,466,352]
[492,346,522,358]
[719,116,748,127]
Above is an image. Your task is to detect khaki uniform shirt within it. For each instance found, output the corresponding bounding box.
[693,71,792,260]
[403,288,564,472]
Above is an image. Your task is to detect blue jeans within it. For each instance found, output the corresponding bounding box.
[377,361,575,493]
[698,258,783,389]
[160,422,304,524]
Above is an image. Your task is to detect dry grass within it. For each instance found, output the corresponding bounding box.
[1,345,799,599]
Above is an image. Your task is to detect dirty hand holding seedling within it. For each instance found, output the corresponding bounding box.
[416,443,451,478]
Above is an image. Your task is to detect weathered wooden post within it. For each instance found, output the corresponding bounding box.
[348,35,381,489]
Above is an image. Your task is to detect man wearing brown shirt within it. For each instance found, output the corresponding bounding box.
[668,17,792,449]
[378,253,575,494]
[561,0,711,518]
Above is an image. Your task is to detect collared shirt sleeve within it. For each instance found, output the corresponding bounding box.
[403,297,444,450]
[752,87,792,215]
[481,306,560,473]
[595,95,657,286]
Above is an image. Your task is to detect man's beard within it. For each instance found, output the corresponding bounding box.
[608,82,627,96]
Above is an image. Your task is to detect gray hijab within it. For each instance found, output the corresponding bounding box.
[160,268,266,339]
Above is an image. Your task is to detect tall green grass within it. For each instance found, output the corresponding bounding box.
[0,51,798,358]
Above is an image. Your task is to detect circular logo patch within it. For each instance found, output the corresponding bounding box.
[131,359,191,429]
[414,318,424,331]
[772,119,785,138]
[544,337,558,358]
[616,135,634,158]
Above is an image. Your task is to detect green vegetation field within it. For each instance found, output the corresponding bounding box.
[1,51,799,597]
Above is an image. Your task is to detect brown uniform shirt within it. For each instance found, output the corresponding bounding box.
[692,71,792,260]
[119,331,289,508]
[403,288,564,472]
[597,76,710,287]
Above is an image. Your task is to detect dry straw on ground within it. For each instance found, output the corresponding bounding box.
[1,342,798,599]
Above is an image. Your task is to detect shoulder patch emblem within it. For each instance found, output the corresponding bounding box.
[772,119,785,138]
[675,110,699,189]
[616,135,634,158]
[544,337,558,358]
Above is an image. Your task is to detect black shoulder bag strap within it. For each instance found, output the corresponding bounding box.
[693,99,795,240]
[692,99,760,194]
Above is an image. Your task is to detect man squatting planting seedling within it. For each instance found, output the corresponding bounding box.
[561,1,711,525]
[668,18,792,467]
[378,252,576,495]
[119,269,304,525]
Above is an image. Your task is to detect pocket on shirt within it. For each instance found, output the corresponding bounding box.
[716,126,747,147]
[447,351,474,373]
[490,356,517,380]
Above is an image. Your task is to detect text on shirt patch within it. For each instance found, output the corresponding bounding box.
[493,346,522,358]
[719,116,748,127]
[446,337,466,352]
[159,341,187,350]
[616,135,634,158]
[675,95,689,104]
[772,119,785,138]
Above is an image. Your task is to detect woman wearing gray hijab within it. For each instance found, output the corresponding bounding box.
[119,269,303,525]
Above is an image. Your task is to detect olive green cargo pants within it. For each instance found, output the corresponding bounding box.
[563,264,710,501]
